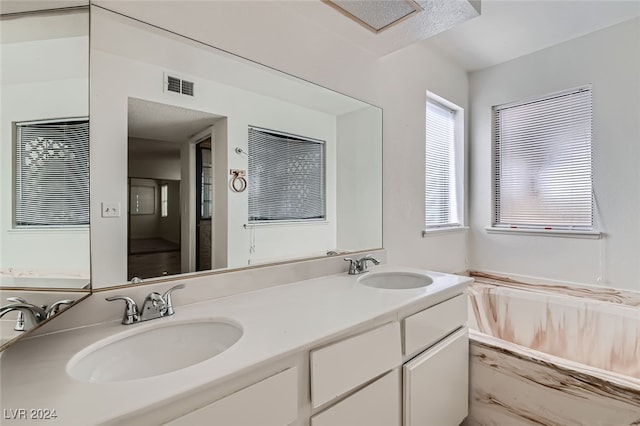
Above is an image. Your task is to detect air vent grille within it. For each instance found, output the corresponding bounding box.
[166,74,195,97]
[181,80,194,96]
[167,75,181,93]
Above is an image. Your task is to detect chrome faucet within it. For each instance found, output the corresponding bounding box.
[106,284,185,325]
[0,298,75,331]
[0,299,46,331]
[344,255,380,275]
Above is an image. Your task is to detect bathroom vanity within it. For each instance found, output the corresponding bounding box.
[0,266,471,425]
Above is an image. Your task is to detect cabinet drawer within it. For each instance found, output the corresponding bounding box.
[164,367,298,426]
[311,369,401,426]
[403,293,466,356]
[310,322,402,408]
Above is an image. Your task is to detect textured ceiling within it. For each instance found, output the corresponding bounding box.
[423,0,640,71]
[282,0,639,70]
[127,98,219,144]
[284,0,481,56]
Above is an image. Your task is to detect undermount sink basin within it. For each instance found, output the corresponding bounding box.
[67,320,242,383]
[358,272,433,289]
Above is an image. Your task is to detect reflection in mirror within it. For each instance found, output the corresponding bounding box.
[127,99,219,279]
[91,6,382,288]
[0,7,90,348]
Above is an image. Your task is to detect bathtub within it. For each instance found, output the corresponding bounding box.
[466,276,640,425]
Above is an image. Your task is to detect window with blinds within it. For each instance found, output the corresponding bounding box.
[248,127,325,222]
[425,95,462,229]
[493,86,593,231]
[15,118,89,227]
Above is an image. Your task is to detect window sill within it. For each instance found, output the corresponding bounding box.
[422,226,468,237]
[245,219,329,229]
[8,226,89,234]
[485,226,601,239]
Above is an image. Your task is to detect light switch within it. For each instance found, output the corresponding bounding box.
[101,202,121,218]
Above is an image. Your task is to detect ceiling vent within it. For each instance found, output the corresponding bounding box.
[165,73,195,97]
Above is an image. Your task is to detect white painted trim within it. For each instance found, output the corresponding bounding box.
[245,220,329,228]
[422,226,468,237]
[7,226,89,234]
[485,226,601,239]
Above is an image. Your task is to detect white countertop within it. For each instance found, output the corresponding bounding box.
[0,265,470,425]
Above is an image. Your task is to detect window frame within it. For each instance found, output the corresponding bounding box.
[488,85,599,238]
[423,91,465,236]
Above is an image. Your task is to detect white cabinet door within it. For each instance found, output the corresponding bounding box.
[311,369,401,426]
[403,328,468,426]
[164,367,298,426]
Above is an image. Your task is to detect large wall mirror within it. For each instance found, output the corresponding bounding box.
[90,5,382,288]
[0,6,90,348]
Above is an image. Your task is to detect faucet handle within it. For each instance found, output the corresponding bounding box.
[105,296,140,325]
[7,297,28,331]
[45,299,75,319]
[162,284,185,316]
[344,258,358,275]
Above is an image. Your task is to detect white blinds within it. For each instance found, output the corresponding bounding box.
[15,119,89,227]
[493,86,593,230]
[248,127,325,222]
[425,99,459,228]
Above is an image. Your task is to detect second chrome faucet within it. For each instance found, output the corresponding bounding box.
[106,284,185,325]
[344,255,380,275]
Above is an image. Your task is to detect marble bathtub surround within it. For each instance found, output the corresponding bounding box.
[470,271,640,308]
[468,281,640,379]
[467,331,640,426]
[467,275,640,426]
[0,268,89,286]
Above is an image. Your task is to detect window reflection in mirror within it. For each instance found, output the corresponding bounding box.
[0,7,90,350]
[1,8,90,289]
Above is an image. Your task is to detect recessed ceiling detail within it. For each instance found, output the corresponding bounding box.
[323,0,423,33]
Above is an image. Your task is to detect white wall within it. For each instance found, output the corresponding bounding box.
[90,7,339,286]
[0,11,90,277]
[336,107,383,251]
[378,43,470,273]
[93,1,380,106]
[469,18,640,291]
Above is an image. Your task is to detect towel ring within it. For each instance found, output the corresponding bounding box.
[229,169,247,193]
